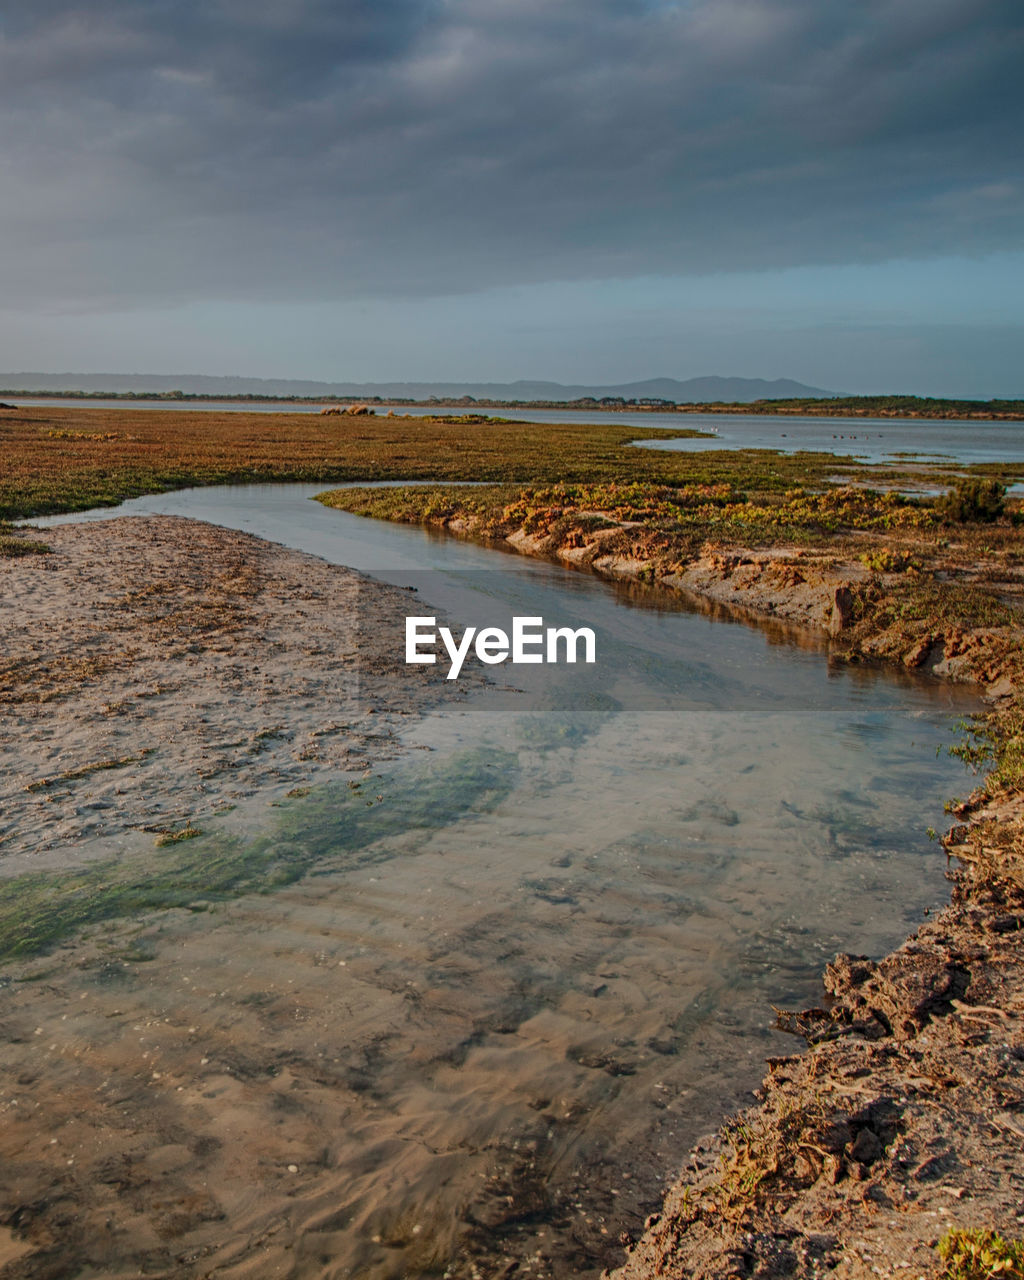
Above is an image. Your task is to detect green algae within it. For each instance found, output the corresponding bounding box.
[0,746,517,963]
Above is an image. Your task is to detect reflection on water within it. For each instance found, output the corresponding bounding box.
[3,484,981,1277]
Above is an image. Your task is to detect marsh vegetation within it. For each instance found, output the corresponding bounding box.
[3,403,1023,522]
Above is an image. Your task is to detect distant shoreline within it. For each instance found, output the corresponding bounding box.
[4,390,1024,420]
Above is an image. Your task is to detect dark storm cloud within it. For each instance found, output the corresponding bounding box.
[2,0,1022,306]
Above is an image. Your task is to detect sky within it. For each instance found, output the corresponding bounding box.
[1,0,1022,396]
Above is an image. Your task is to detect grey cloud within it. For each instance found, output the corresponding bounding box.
[1,0,1022,307]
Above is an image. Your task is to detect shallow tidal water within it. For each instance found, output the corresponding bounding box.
[7,485,982,1277]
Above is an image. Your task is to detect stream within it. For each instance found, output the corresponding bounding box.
[23,483,979,1277]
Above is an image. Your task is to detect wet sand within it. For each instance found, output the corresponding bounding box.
[1,517,451,870]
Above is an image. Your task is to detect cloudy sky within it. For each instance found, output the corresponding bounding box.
[2,0,1022,394]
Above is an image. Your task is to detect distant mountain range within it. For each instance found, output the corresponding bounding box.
[0,372,835,403]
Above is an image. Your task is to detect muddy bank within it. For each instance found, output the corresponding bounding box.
[609,849,1024,1280]
[0,516,454,869]
[373,499,1024,694]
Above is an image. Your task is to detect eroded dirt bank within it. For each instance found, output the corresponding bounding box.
[499,524,1023,696]
[609,850,1024,1279]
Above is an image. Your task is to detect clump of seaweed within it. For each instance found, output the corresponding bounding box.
[154,820,203,847]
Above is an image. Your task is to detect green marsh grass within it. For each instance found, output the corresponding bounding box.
[0,519,50,557]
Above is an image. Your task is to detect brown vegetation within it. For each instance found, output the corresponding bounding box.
[5,402,1022,524]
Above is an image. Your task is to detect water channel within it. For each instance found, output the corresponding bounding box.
[22,483,979,1276]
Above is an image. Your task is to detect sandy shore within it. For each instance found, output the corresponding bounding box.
[1,516,451,871]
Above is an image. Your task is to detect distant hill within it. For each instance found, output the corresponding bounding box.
[0,372,834,403]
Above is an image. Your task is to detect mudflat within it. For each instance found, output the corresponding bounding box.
[1,516,441,870]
